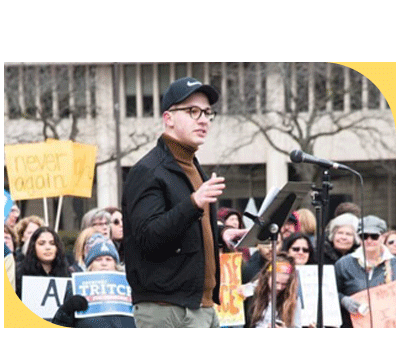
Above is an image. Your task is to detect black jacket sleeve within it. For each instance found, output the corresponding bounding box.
[123,163,203,257]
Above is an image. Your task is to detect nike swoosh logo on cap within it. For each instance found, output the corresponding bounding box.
[187,81,202,87]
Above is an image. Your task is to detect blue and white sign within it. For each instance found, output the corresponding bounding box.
[4,189,13,220]
[72,272,133,318]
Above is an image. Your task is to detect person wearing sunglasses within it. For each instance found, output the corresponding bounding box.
[335,215,396,328]
[105,206,125,265]
[122,77,233,328]
[382,230,396,256]
[282,233,315,265]
[323,213,361,265]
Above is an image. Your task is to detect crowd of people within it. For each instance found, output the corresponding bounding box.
[4,200,396,328]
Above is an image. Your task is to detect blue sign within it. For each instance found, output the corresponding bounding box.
[4,190,13,220]
[72,271,133,318]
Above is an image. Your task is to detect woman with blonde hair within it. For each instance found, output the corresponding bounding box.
[68,227,100,273]
[249,253,300,328]
[297,208,316,241]
[14,215,45,262]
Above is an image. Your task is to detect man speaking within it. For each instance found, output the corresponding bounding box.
[122,77,230,327]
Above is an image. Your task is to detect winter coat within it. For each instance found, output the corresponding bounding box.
[122,136,221,309]
[334,247,396,327]
[323,240,359,265]
[52,293,135,328]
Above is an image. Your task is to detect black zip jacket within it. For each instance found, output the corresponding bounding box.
[122,137,221,309]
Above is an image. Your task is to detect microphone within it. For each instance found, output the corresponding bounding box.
[290,149,350,171]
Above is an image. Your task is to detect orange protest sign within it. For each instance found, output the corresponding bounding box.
[5,141,74,200]
[215,252,245,327]
[46,139,97,198]
[350,281,396,328]
[69,142,97,197]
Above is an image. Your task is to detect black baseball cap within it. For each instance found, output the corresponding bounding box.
[161,77,219,113]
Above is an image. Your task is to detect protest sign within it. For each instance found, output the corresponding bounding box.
[297,265,342,327]
[350,281,396,328]
[5,140,97,200]
[4,189,13,220]
[5,141,74,200]
[70,141,97,197]
[21,276,72,320]
[215,253,245,327]
[72,272,133,318]
[46,139,97,198]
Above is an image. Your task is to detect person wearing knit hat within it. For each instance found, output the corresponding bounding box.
[84,234,120,271]
[323,213,360,265]
[52,233,135,328]
[329,213,360,247]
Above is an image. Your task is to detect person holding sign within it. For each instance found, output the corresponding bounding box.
[52,234,135,328]
[248,253,301,328]
[15,227,70,298]
[335,215,396,327]
[122,77,232,328]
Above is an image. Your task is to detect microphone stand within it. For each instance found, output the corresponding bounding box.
[311,169,332,328]
[269,223,280,328]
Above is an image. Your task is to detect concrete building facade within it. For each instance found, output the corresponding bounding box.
[4,62,396,232]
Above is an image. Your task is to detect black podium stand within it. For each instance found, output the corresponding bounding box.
[235,181,312,328]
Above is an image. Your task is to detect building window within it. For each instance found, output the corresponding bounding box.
[4,64,96,120]
[142,64,153,117]
[331,64,344,111]
[296,62,309,112]
[350,69,362,110]
[314,63,327,111]
[125,65,136,117]
[5,66,21,119]
[368,80,380,109]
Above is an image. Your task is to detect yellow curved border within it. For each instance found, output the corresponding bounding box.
[3,62,396,328]
[4,268,63,328]
[334,62,396,124]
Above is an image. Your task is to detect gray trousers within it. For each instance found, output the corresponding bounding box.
[134,302,220,328]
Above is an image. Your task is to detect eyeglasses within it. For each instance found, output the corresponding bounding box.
[387,240,395,245]
[290,247,310,253]
[92,222,110,227]
[112,219,122,226]
[169,106,217,121]
[360,233,380,241]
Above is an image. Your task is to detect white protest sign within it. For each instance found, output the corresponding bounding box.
[297,265,342,327]
[21,276,72,320]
